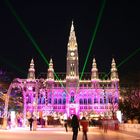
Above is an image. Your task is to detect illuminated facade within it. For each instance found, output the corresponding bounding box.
[5,22,119,120]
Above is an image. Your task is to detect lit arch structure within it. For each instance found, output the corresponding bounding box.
[3,78,39,129]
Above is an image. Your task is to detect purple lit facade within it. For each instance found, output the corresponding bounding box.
[5,22,119,120]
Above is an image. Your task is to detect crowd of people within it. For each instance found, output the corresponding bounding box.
[4,112,120,140]
[64,115,119,140]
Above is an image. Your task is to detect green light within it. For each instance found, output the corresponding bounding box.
[103,47,140,79]
[5,0,67,93]
[101,72,108,80]
[117,47,140,69]
[80,0,106,80]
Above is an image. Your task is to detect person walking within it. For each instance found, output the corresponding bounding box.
[102,117,108,133]
[80,117,88,140]
[71,115,79,140]
[64,119,68,132]
[28,117,34,131]
[7,115,11,129]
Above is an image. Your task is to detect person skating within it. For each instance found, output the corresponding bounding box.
[71,115,79,140]
[28,116,34,131]
[80,117,88,140]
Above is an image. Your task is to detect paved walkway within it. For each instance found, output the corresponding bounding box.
[0,126,140,140]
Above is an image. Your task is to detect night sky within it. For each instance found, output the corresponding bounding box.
[0,0,140,79]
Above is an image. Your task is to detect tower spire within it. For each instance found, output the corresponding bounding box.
[47,58,54,81]
[66,21,79,81]
[91,58,99,80]
[70,20,74,32]
[68,20,77,50]
[110,58,119,81]
[27,59,35,80]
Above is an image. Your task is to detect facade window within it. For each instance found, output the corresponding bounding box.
[63,98,66,104]
[58,98,62,104]
[100,106,104,109]
[115,97,118,103]
[71,96,74,103]
[84,99,87,104]
[88,98,92,104]
[80,106,83,109]
[94,98,98,103]
[41,96,45,104]
[79,99,83,104]
[54,106,57,109]
[100,98,103,104]
[108,97,112,103]
[27,95,31,104]
[105,106,108,109]
[84,106,87,109]
[48,98,51,104]
[54,98,57,104]
[94,106,98,109]
[104,97,107,104]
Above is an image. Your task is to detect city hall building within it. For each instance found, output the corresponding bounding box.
[5,22,120,119]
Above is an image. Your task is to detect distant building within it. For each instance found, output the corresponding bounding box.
[5,22,119,119]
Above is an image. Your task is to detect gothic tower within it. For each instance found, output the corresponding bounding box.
[27,59,35,80]
[47,58,54,81]
[110,58,119,81]
[66,21,79,109]
[110,57,119,90]
[91,58,99,88]
[66,21,79,86]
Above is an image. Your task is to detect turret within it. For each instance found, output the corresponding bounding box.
[47,58,54,81]
[91,58,99,80]
[110,58,119,81]
[91,58,99,88]
[27,59,35,80]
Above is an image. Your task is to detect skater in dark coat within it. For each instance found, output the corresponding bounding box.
[71,115,79,140]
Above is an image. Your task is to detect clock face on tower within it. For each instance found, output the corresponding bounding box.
[70,52,75,57]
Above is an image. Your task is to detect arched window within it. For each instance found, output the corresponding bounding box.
[79,99,83,104]
[100,98,103,104]
[84,99,87,104]
[94,98,98,103]
[41,96,45,104]
[63,98,66,104]
[58,98,62,104]
[54,98,57,104]
[88,98,92,104]
[115,97,118,103]
[28,96,31,103]
[104,96,107,104]
[48,98,51,104]
[108,97,112,103]
[70,96,74,103]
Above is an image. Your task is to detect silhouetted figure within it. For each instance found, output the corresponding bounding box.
[7,115,11,129]
[28,117,34,131]
[64,119,68,132]
[71,115,79,140]
[80,117,88,140]
[102,118,108,133]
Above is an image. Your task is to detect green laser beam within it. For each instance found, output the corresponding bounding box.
[117,47,140,69]
[80,0,106,80]
[5,0,67,93]
[103,47,140,79]
[0,56,26,76]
